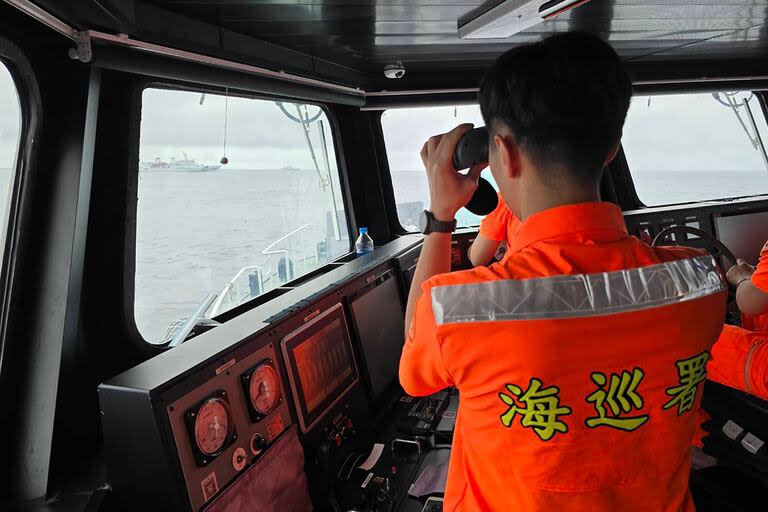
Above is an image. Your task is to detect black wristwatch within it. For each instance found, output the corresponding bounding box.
[419,210,457,234]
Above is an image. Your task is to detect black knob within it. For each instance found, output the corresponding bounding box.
[250,433,267,456]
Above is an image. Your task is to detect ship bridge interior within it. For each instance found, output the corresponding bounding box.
[1,1,768,511]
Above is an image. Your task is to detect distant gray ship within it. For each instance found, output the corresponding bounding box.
[140,153,221,172]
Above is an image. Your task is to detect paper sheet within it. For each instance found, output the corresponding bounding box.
[408,458,450,498]
[357,443,385,471]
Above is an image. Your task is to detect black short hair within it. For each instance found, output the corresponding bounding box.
[479,32,631,185]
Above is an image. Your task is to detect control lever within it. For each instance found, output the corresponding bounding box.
[391,437,423,462]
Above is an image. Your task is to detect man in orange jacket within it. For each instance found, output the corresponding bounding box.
[726,244,768,326]
[400,33,726,512]
[705,244,768,399]
[467,192,522,266]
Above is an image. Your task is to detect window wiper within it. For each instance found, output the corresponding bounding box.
[742,97,768,173]
[167,293,217,347]
[712,92,768,172]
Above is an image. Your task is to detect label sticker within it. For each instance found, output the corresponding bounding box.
[266,413,285,442]
[399,396,414,403]
[215,358,236,375]
[361,472,374,489]
[442,410,456,419]
[372,476,384,485]
[201,472,219,502]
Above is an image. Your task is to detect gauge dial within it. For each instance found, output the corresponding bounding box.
[194,397,232,456]
[249,363,282,416]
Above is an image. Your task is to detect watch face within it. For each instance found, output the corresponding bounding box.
[419,210,429,233]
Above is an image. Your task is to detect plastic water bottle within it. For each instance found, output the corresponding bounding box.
[355,227,374,257]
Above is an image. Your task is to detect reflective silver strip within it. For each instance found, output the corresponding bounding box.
[431,256,724,325]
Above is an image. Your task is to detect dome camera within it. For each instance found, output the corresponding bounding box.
[384,63,406,79]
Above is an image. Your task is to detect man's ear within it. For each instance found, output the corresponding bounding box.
[604,133,622,166]
[494,134,522,179]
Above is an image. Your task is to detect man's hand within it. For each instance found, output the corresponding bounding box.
[421,124,486,220]
[728,258,768,316]
[726,259,756,288]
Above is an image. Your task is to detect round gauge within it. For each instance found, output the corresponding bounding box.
[194,397,232,456]
[248,363,282,416]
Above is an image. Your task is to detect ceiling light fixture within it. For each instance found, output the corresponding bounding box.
[458,0,592,39]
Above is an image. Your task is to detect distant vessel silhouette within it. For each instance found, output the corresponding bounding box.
[140,153,221,172]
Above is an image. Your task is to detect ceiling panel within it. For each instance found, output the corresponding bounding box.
[44,0,768,88]
[147,0,768,60]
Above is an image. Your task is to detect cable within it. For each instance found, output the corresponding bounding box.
[220,87,229,165]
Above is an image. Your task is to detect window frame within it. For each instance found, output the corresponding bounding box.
[127,81,354,346]
[378,103,490,234]
[621,88,768,209]
[370,110,409,237]
[377,88,768,219]
[0,37,39,366]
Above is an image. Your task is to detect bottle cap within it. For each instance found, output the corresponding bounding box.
[359,227,368,234]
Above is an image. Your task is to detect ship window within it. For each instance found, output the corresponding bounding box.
[623,91,768,206]
[382,105,494,231]
[135,88,350,344]
[0,62,21,266]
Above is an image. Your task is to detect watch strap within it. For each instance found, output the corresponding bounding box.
[424,211,456,233]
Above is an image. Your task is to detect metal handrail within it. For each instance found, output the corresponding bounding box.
[262,224,312,258]
[168,294,217,348]
[209,265,262,317]
[210,224,316,317]
[210,225,314,316]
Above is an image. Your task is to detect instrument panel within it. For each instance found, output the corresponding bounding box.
[167,342,292,510]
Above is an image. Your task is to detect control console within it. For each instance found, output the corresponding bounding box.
[166,342,292,510]
[396,391,452,436]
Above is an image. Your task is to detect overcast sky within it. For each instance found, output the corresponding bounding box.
[0,64,20,171]
[382,92,768,173]
[140,88,339,171]
[2,68,768,174]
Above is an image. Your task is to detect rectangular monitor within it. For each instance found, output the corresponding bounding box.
[714,210,768,265]
[349,273,405,399]
[281,303,359,433]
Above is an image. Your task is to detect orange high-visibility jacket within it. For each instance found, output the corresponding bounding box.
[478,192,523,244]
[401,202,726,512]
[707,240,768,399]
[708,324,768,398]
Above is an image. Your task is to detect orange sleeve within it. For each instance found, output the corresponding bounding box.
[399,280,453,396]
[478,192,511,243]
[708,324,768,400]
[752,241,768,293]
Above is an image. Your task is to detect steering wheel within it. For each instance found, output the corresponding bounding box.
[651,226,737,269]
[652,226,739,317]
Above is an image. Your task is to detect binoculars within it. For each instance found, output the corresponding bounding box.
[452,126,498,216]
